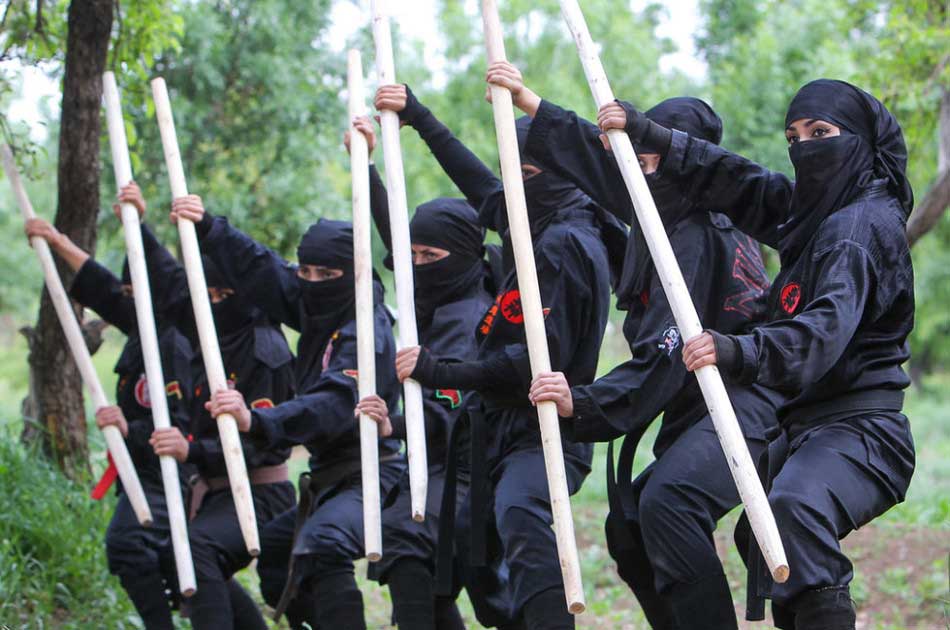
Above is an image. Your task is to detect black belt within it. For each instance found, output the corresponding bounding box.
[782,389,904,438]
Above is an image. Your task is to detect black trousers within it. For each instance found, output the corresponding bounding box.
[607,416,769,596]
[105,476,172,578]
[761,412,915,606]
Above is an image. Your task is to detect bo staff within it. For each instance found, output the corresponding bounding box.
[370,0,428,523]
[102,72,197,595]
[479,0,585,614]
[1,143,153,527]
[348,49,383,562]
[150,78,260,556]
[557,0,790,583]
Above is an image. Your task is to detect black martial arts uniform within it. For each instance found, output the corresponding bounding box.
[525,97,784,630]
[399,88,627,629]
[645,80,916,629]
[69,237,194,630]
[368,167,497,629]
[194,215,404,630]
[144,228,297,630]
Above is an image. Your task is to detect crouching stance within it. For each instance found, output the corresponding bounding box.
[666,79,916,629]
[185,198,404,630]
[150,196,297,630]
[26,183,194,630]
[493,59,784,629]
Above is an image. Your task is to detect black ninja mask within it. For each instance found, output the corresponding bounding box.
[618,97,724,308]
[296,218,356,325]
[779,79,913,263]
[409,198,486,326]
[203,254,255,336]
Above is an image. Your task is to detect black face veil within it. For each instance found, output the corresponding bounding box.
[617,96,724,309]
[296,218,356,323]
[779,79,912,262]
[409,198,487,326]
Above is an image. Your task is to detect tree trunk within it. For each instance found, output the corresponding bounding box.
[28,0,113,479]
[907,87,950,246]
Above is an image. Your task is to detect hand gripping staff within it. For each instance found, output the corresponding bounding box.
[102,71,197,595]
[349,49,383,562]
[1,142,153,527]
[479,0,586,614]
[151,77,260,556]
[557,0,789,584]
[370,0,429,524]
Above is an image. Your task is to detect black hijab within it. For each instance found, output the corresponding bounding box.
[410,197,489,328]
[779,79,913,262]
[294,219,359,384]
[617,97,723,309]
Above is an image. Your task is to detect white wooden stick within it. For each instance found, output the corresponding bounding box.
[370,0,428,524]
[479,1,585,614]
[349,49,383,562]
[103,72,197,595]
[1,142,153,527]
[558,0,790,584]
[150,77,260,556]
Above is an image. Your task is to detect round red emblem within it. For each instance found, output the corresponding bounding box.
[499,290,524,324]
[134,374,151,408]
[780,282,801,314]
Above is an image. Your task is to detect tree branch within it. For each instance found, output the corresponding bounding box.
[907,168,950,246]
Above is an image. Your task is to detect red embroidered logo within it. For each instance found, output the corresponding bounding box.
[500,290,524,324]
[250,398,274,409]
[780,282,802,314]
[343,369,359,380]
[724,239,770,317]
[134,374,151,408]
[479,297,501,335]
[435,389,462,409]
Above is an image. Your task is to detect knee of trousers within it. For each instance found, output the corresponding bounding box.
[105,529,160,576]
[495,505,562,608]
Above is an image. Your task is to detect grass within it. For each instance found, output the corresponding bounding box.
[0,322,948,628]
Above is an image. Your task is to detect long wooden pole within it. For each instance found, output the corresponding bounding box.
[370,0,428,523]
[102,72,197,595]
[558,0,790,584]
[1,143,153,527]
[150,78,260,556]
[479,1,585,614]
[348,49,383,562]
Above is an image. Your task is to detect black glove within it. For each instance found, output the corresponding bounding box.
[616,99,673,156]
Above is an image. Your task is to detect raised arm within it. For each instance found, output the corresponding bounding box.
[376,84,502,209]
[170,196,304,331]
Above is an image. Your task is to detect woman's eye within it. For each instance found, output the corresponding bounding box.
[638,159,645,168]
[813,128,828,138]
[787,135,799,145]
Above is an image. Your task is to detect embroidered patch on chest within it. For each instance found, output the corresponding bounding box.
[657,326,681,357]
[435,388,462,409]
[134,374,151,408]
[780,282,802,314]
[343,369,359,380]
[165,381,183,400]
[500,290,524,324]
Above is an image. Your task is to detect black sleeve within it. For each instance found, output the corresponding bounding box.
[140,223,194,333]
[526,99,636,224]
[568,228,709,442]
[68,259,136,334]
[401,86,503,210]
[410,349,521,391]
[661,131,793,249]
[249,327,362,448]
[369,164,393,254]
[720,242,875,392]
[200,216,304,331]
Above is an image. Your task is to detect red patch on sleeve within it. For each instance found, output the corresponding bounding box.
[165,381,183,400]
[435,389,462,409]
[500,290,524,324]
[250,398,275,409]
[343,369,359,380]
[780,282,802,314]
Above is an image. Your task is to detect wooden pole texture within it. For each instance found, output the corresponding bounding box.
[479,0,586,614]
[150,77,260,556]
[1,142,153,527]
[102,72,197,595]
[370,0,428,523]
[558,0,789,584]
[348,49,383,562]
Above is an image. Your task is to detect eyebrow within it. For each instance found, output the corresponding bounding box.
[786,118,822,132]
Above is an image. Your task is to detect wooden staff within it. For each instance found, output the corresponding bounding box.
[102,72,197,595]
[479,0,585,614]
[348,49,383,562]
[557,0,790,584]
[150,77,260,556]
[1,142,153,527]
[370,0,428,523]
